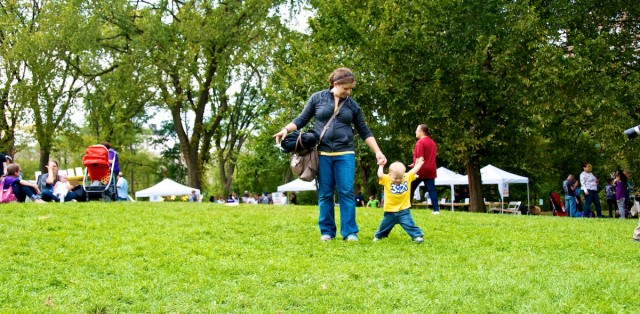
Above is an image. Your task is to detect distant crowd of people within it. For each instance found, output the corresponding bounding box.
[563,163,635,219]
[562,162,640,242]
[199,191,297,205]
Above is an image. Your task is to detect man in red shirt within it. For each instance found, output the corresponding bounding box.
[409,124,439,214]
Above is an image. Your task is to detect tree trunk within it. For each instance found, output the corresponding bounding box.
[39,148,51,174]
[0,90,17,154]
[186,149,201,189]
[217,155,233,196]
[466,156,486,212]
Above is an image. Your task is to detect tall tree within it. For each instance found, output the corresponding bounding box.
[304,0,639,210]
[0,1,32,155]
[530,1,640,179]
[214,67,267,194]
[303,0,549,211]
[126,0,294,189]
[5,0,112,170]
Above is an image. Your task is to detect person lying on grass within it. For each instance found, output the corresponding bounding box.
[374,157,425,243]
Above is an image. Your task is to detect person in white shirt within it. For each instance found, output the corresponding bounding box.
[579,163,603,218]
[52,173,72,202]
[246,194,258,204]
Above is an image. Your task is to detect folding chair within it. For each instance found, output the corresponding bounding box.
[502,201,522,214]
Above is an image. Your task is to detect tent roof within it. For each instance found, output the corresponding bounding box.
[135,178,200,198]
[277,179,317,192]
[417,167,467,186]
[459,164,530,207]
[461,164,529,184]
[480,164,529,184]
[435,167,468,185]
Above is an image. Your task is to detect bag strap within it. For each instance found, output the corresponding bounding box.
[317,98,346,145]
[294,98,346,153]
[294,133,306,152]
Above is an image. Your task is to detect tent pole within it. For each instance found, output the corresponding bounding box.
[527,183,530,214]
[450,184,454,211]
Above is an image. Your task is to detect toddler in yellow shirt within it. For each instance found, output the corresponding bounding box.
[374,157,425,243]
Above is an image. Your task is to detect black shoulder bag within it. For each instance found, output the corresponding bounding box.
[290,99,345,181]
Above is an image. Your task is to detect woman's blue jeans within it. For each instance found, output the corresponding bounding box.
[317,153,357,239]
[41,190,79,202]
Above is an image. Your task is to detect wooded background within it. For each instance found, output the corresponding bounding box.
[2,0,639,210]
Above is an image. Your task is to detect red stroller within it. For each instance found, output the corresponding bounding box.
[82,144,117,201]
[549,192,567,216]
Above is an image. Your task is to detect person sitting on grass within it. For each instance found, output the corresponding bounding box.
[189,190,198,202]
[38,159,60,202]
[38,159,81,202]
[53,173,72,202]
[374,157,425,243]
[3,164,45,203]
[246,194,258,204]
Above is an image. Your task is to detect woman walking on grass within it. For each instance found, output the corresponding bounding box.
[274,67,386,241]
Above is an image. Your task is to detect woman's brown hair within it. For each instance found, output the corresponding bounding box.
[328,67,356,86]
[49,159,59,180]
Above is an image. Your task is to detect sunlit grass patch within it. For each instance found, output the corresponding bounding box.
[0,203,638,312]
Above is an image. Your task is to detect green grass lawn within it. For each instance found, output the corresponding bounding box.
[1,202,638,313]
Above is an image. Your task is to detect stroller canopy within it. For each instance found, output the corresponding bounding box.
[84,145,110,167]
[83,145,112,182]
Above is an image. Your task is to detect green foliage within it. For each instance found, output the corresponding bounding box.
[118,149,163,195]
[11,145,40,181]
[1,204,639,312]
[7,0,108,168]
[150,121,188,184]
[117,0,296,190]
[279,0,640,206]
[234,130,291,196]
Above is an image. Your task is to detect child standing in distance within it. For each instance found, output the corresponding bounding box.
[604,178,616,218]
[366,195,379,208]
[374,157,425,243]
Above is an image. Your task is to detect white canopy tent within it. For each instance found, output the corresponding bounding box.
[135,178,200,201]
[413,167,468,211]
[463,164,530,210]
[277,179,317,192]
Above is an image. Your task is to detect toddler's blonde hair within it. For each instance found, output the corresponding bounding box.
[389,162,406,179]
